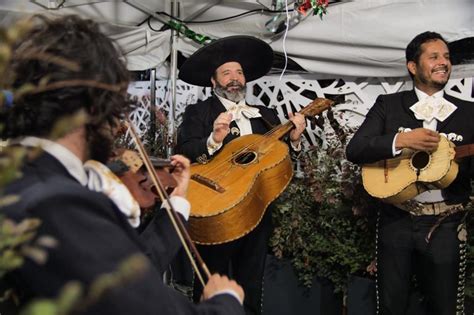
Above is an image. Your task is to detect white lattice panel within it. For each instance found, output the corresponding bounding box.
[128,76,474,151]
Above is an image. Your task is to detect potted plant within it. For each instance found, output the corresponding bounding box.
[267,109,378,313]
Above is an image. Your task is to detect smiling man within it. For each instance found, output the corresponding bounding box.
[346,32,474,314]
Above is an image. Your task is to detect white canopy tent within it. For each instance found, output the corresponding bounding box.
[0,0,473,78]
[1,0,473,153]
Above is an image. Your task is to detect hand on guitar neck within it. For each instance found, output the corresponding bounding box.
[395,128,440,151]
[288,112,306,145]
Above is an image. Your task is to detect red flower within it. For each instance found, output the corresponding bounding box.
[317,0,329,7]
[297,0,329,17]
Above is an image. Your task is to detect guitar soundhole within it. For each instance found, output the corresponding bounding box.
[411,151,430,171]
[233,151,257,165]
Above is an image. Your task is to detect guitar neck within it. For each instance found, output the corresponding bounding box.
[267,98,334,140]
[269,121,296,140]
[455,144,474,159]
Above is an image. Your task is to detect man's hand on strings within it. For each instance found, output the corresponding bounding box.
[288,112,306,143]
[395,128,440,151]
[169,155,191,198]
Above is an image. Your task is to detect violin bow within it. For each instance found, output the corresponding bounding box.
[125,118,211,286]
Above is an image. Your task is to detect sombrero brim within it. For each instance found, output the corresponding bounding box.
[178,35,273,87]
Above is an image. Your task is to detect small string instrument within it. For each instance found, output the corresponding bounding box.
[362,136,474,204]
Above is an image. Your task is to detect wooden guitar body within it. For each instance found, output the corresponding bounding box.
[188,134,293,244]
[185,97,334,244]
[362,136,458,204]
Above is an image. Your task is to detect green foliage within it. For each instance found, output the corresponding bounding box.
[0,146,25,192]
[0,146,49,282]
[270,110,377,293]
[143,106,171,158]
[19,255,149,315]
[0,17,152,314]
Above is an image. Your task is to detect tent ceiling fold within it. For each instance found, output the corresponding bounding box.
[0,0,472,78]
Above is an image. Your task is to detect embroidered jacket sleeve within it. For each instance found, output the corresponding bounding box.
[346,94,399,164]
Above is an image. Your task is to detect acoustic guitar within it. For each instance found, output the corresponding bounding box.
[187,98,334,244]
[361,136,474,204]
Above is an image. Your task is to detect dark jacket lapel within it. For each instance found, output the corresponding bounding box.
[402,90,424,128]
[436,93,458,131]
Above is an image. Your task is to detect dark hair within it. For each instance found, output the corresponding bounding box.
[1,15,131,139]
[405,31,449,64]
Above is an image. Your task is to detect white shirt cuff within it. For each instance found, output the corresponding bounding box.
[392,134,402,156]
[290,140,302,151]
[160,196,190,221]
[207,133,223,155]
[209,289,243,305]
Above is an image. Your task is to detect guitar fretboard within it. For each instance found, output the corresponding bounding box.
[455,144,474,159]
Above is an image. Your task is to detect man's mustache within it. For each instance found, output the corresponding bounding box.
[225,81,244,89]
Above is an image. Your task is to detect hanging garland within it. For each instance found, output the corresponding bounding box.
[165,1,330,44]
[167,20,213,45]
[297,0,329,18]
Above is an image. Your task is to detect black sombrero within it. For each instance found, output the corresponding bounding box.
[178,35,274,87]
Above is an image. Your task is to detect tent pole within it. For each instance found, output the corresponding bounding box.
[149,68,157,148]
[167,0,179,157]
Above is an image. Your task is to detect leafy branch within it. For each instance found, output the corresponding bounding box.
[271,109,377,293]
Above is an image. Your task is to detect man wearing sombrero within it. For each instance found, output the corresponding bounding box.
[177,35,306,314]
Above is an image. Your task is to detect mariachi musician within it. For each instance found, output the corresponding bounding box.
[84,149,187,275]
[346,31,474,314]
[0,14,244,315]
[176,36,306,315]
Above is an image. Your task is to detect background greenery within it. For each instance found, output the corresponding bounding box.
[270,109,378,293]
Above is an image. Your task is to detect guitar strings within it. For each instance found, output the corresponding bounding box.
[381,147,457,168]
[196,120,294,179]
[193,99,332,180]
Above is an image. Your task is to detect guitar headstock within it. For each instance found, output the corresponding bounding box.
[299,98,335,117]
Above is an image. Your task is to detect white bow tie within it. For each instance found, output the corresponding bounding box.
[227,104,262,122]
[410,97,457,123]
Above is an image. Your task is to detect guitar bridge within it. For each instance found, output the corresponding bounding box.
[191,174,226,193]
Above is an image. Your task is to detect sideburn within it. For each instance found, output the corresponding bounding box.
[86,124,114,163]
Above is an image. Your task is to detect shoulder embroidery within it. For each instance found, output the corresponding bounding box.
[196,154,209,164]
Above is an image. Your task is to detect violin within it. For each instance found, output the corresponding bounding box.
[109,149,177,210]
[124,119,211,286]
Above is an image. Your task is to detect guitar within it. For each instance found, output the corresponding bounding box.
[361,136,474,204]
[187,98,334,244]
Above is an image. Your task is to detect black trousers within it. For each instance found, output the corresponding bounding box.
[376,206,465,315]
[193,210,273,315]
